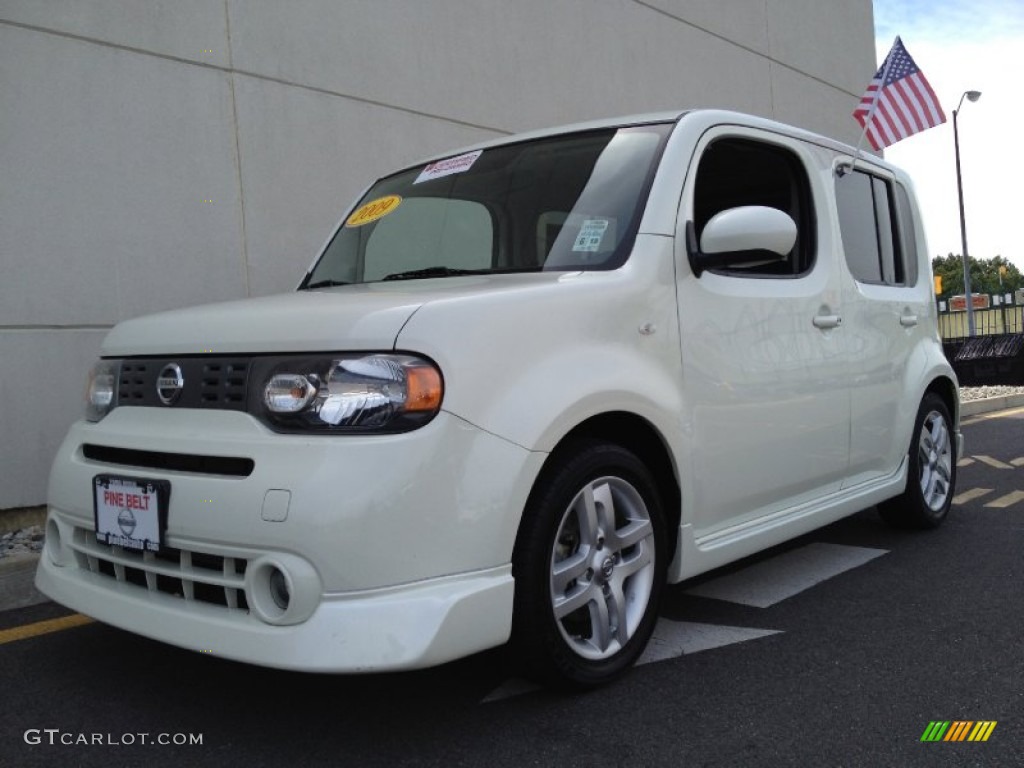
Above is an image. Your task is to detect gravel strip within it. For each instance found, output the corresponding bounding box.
[1,525,44,559]
[959,385,1024,402]
[1,386,1020,561]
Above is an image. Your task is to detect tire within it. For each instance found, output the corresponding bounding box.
[878,393,956,529]
[511,440,666,688]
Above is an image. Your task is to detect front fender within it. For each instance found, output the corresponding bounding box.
[394,235,684,452]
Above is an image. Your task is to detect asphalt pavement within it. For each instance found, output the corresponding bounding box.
[1,399,1022,767]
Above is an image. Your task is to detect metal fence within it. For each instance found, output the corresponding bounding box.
[937,302,1024,341]
[938,298,1024,386]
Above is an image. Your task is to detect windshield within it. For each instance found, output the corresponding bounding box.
[301,124,672,287]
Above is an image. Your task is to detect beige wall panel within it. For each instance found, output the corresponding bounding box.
[770,63,866,145]
[0,1,874,508]
[766,0,876,95]
[232,75,501,297]
[0,0,229,67]
[227,0,774,132]
[0,26,246,327]
[638,0,769,53]
[0,330,105,508]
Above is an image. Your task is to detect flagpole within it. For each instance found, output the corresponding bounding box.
[845,36,899,173]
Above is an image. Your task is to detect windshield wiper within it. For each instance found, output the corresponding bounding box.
[381,266,485,281]
[302,279,351,290]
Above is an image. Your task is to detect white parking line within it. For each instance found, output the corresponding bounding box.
[480,678,543,703]
[684,543,888,608]
[481,619,782,702]
[481,542,887,703]
[638,619,781,665]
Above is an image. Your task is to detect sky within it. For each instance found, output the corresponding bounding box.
[871,0,1024,268]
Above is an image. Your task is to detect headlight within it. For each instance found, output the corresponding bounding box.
[85,359,120,422]
[264,373,318,413]
[254,354,443,433]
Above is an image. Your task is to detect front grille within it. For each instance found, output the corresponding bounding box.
[198,361,247,406]
[82,444,254,477]
[118,361,150,404]
[71,526,249,611]
[115,357,251,411]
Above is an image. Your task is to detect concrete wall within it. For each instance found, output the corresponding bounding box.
[0,0,875,508]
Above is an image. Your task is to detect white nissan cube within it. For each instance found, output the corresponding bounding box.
[37,109,960,687]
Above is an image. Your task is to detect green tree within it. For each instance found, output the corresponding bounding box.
[931,254,1021,297]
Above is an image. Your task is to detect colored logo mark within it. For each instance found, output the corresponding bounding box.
[920,721,997,742]
[345,195,402,228]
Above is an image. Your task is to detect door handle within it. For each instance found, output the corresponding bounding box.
[813,314,842,330]
[900,314,918,327]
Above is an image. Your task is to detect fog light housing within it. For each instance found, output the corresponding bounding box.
[269,567,291,610]
[45,516,73,567]
[247,554,320,625]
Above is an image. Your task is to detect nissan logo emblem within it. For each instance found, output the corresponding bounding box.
[117,508,137,536]
[156,363,184,405]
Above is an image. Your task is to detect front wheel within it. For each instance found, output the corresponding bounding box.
[511,440,666,687]
[878,393,956,529]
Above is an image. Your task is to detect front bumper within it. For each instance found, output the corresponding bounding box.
[36,407,544,671]
[36,553,513,672]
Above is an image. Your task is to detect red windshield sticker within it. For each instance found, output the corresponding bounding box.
[414,150,483,184]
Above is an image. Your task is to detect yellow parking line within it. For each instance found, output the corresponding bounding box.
[974,455,1014,470]
[0,614,94,645]
[952,488,993,505]
[984,490,1024,509]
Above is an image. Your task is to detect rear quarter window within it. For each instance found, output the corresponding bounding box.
[835,169,918,287]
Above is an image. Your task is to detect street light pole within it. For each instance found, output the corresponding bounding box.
[954,90,981,336]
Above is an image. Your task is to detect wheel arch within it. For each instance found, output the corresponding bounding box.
[925,375,960,427]
[523,411,682,563]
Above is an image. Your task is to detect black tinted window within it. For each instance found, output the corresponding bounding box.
[692,138,815,276]
[894,183,919,286]
[835,171,881,282]
[304,125,671,287]
[835,170,918,287]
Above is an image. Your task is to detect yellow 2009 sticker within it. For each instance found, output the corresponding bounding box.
[345,195,402,227]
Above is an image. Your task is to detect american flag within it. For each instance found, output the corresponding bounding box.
[853,37,946,150]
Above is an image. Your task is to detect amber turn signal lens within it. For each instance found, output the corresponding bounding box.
[405,364,443,412]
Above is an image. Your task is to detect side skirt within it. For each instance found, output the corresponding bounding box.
[666,459,908,583]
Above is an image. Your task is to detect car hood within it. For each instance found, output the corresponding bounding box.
[100,273,567,356]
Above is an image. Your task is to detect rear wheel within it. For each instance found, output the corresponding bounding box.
[878,393,956,529]
[512,440,666,687]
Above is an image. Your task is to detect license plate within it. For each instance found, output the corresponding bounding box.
[93,475,170,552]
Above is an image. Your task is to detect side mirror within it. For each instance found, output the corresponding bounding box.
[687,206,797,277]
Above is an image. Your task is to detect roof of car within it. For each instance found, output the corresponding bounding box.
[401,108,901,183]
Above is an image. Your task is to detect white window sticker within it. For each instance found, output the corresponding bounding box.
[414,150,483,184]
[572,219,610,252]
